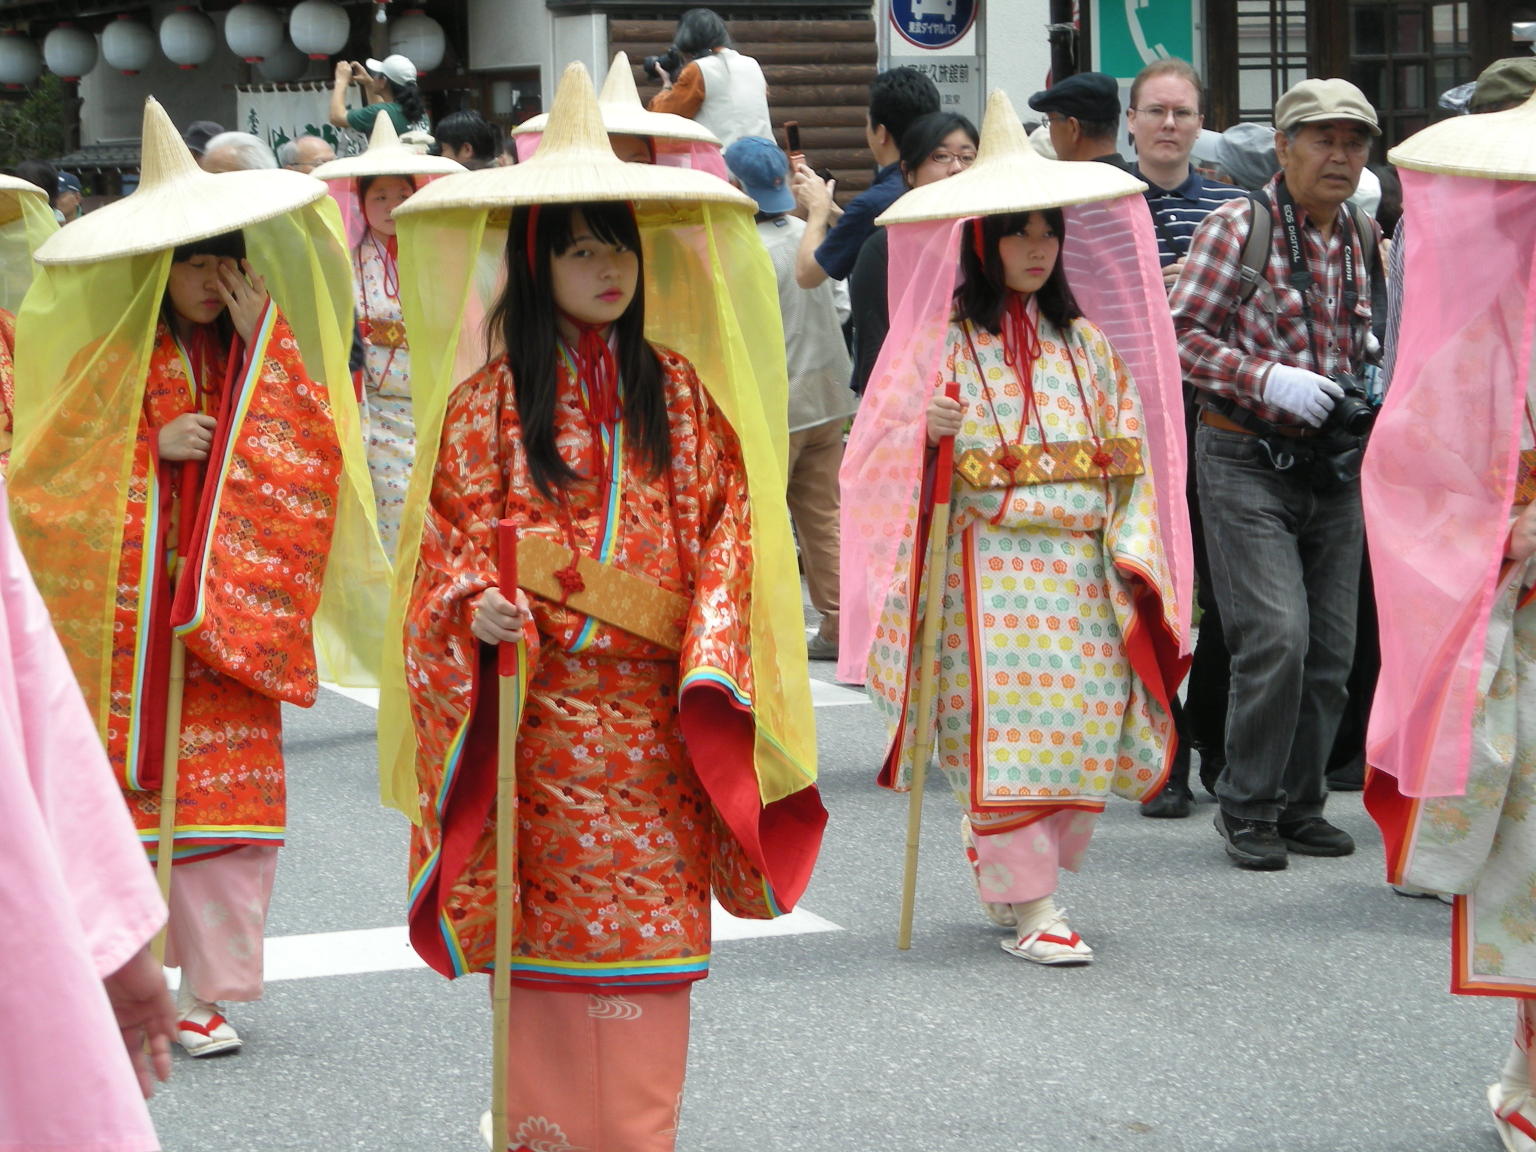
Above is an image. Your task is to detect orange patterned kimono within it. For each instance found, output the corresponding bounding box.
[405,347,823,987]
[116,309,341,861]
[0,308,15,473]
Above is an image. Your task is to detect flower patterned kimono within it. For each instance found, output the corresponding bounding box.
[355,231,413,559]
[870,307,1179,904]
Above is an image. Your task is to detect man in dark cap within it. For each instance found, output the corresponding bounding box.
[181,120,224,160]
[1028,72,1126,166]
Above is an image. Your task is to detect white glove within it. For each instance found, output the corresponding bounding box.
[1262,365,1344,428]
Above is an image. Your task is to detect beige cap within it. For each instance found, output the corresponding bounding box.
[1469,56,1536,112]
[876,88,1146,227]
[1274,78,1381,136]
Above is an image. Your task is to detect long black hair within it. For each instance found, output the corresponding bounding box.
[485,201,667,500]
[384,76,426,126]
[675,8,730,59]
[897,111,978,187]
[954,209,1081,334]
[162,230,247,346]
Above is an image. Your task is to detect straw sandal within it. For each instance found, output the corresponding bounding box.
[1000,912,1094,966]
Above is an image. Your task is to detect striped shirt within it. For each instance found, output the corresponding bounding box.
[1132,164,1249,267]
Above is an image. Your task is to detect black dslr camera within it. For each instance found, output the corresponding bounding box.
[643,47,685,82]
[1322,372,1377,437]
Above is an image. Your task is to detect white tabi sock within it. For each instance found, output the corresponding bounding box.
[1008,895,1059,935]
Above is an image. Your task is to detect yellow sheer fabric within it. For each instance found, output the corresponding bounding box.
[379,201,815,822]
[8,197,390,742]
[0,189,56,312]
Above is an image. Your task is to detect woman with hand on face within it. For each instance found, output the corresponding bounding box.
[848,111,979,395]
[385,65,823,1152]
[843,91,1186,967]
[314,118,463,560]
[9,98,375,1060]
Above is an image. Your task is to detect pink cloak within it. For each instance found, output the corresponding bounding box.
[0,477,165,1152]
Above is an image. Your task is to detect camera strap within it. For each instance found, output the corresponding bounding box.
[1275,179,1358,379]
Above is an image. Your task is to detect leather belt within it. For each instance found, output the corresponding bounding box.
[1200,408,1319,439]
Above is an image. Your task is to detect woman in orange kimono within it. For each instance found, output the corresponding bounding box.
[8,98,368,1062]
[391,63,824,1152]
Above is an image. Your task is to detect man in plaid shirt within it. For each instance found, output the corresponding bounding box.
[1169,78,1383,871]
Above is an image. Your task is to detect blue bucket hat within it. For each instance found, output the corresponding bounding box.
[722,136,795,215]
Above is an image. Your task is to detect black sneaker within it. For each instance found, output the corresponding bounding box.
[1277,816,1355,857]
[1141,785,1193,819]
[1214,811,1288,870]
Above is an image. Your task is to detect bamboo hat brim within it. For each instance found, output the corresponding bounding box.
[512,52,722,147]
[1388,88,1536,182]
[395,62,752,219]
[34,98,327,266]
[876,89,1147,226]
[311,113,466,181]
[0,173,47,229]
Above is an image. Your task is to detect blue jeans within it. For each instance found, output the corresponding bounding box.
[1195,425,1363,823]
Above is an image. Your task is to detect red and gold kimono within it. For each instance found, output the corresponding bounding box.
[115,307,341,861]
[404,346,823,987]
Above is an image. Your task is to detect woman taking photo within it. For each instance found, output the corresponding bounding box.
[314,117,463,560]
[841,90,1188,965]
[848,110,980,394]
[381,65,824,1150]
[330,52,431,138]
[8,98,379,1057]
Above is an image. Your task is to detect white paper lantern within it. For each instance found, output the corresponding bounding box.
[43,23,98,82]
[388,10,444,74]
[102,15,156,76]
[255,35,308,83]
[290,0,349,61]
[160,7,218,70]
[225,1,283,63]
[0,32,42,90]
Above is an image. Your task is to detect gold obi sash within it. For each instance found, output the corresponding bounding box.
[517,535,690,653]
[954,435,1144,489]
[360,316,409,350]
[1517,447,1536,506]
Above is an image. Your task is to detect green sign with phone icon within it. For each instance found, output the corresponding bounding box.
[1092,0,1197,80]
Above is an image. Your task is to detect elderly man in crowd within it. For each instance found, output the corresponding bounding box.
[1029,71,1127,167]
[1127,58,1248,819]
[200,131,278,173]
[1170,78,1382,870]
[278,134,336,174]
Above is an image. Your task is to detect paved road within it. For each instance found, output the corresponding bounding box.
[144,660,1509,1152]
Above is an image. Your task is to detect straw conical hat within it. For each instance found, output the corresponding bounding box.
[0,173,47,228]
[876,89,1147,226]
[512,52,721,147]
[34,98,327,266]
[311,112,466,181]
[1388,88,1536,182]
[395,62,752,218]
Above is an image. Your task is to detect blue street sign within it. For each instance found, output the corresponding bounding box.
[889,0,979,51]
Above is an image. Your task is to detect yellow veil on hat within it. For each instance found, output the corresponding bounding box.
[9,98,391,732]
[378,62,813,823]
[0,174,56,313]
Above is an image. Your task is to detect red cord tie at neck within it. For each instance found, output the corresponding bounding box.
[564,319,621,429]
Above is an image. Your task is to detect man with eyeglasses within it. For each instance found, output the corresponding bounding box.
[277,134,336,175]
[1027,72,1126,167]
[1170,78,1382,870]
[1128,59,1247,820]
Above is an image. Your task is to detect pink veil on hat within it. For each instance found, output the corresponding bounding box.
[1364,167,1536,797]
[836,91,1191,685]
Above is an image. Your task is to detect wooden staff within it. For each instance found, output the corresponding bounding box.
[152,461,200,963]
[898,382,960,951]
[492,518,523,1152]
